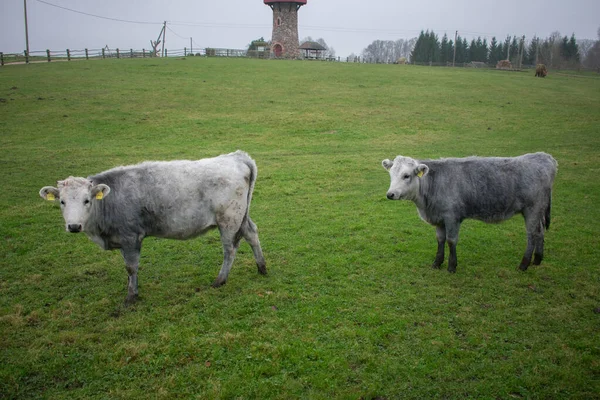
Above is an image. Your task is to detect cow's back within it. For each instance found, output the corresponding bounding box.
[418,153,556,224]
[87,153,253,242]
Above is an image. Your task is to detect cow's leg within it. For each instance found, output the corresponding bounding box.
[241,217,267,275]
[212,228,242,288]
[520,209,543,271]
[120,242,141,305]
[432,225,446,269]
[445,221,461,273]
[212,208,245,288]
[533,220,545,265]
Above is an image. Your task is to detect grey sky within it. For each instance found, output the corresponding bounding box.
[1,0,598,57]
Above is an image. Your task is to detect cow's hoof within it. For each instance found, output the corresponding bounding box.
[431,262,442,269]
[124,294,138,307]
[518,264,529,271]
[211,279,226,288]
[257,263,267,275]
[447,265,457,273]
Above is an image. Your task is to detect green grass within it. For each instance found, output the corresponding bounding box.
[1,58,599,399]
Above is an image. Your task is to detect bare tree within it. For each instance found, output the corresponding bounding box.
[578,39,595,62]
[316,38,335,59]
[361,38,416,63]
[347,53,359,62]
[583,26,600,71]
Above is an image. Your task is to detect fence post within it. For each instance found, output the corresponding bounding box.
[24,50,29,64]
[0,52,4,66]
[102,48,105,59]
[67,49,71,61]
[184,47,187,56]
[85,48,89,60]
[116,48,120,59]
[165,49,168,57]
[143,49,145,58]
[46,49,51,62]
[130,49,133,58]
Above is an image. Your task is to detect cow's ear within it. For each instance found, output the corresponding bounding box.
[40,186,59,201]
[415,164,429,178]
[91,184,110,200]
[382,159,393,170]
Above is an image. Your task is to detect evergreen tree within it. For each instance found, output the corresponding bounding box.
[488,37,500,65]
[410,30,426,63]
[482,38,489,63]
[527,36,540,65]
[454,35,467,63]
[463,38,470,63]
[429,31,441,63]
[510,36,519,63]
[469,39,477,62]
[440,34,449,64]
[411,30,441,63]
[474,37,485,62]
[560,35,570,61]
[566,33,580,62]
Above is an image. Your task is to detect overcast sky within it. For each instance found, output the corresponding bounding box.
[1,0,598,57]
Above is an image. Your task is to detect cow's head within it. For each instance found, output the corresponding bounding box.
[382,156,429,201]
[40,177,110,233]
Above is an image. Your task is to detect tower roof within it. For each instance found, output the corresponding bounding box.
[264,0,307,4]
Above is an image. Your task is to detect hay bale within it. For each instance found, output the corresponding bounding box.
[496,60,513,70]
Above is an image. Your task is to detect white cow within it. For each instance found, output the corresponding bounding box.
[40,150,266,304]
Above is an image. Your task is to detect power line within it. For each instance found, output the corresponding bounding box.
[166,25,188,40]
[34,0,162,25]
[31,0,509,41]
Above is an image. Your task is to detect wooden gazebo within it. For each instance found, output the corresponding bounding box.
[299,41,326,59]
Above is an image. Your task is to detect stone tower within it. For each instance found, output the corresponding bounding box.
[264,0,307,59]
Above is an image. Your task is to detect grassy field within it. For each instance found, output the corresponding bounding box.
[1,57,599,399]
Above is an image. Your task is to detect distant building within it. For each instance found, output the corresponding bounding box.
[299,41,327,59]
[264,0,307,58]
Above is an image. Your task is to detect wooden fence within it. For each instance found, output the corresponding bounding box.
[0,47,251,65]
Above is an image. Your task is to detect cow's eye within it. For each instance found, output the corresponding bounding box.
[402,174,410,180]
[84,199,90,205]
[60,200,65,205]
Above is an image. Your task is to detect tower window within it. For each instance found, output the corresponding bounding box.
[276,17,281,27]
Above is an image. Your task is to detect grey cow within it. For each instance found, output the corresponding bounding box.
[40,150,266,305]
[382,152,557,272]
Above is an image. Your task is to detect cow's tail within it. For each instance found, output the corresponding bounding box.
[544,192,552,230]
[544,155,558,231]
[235,150,257,222]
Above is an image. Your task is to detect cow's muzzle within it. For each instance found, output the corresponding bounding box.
[68,224,82,233]
[386,192,396,200]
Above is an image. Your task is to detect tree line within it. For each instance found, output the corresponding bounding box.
[360,28,600,69]
[410,30,582,67]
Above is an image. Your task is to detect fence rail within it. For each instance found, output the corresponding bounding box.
[0,47,252,65]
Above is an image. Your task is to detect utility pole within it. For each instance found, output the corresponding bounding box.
[24,0,30,63]
[452,30,457,67]
[161,21,166,57]
[190,37,193,55]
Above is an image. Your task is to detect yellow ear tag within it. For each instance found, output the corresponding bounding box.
[46,193,55,201]
[96,192,104,200]
[417,170,424,178]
